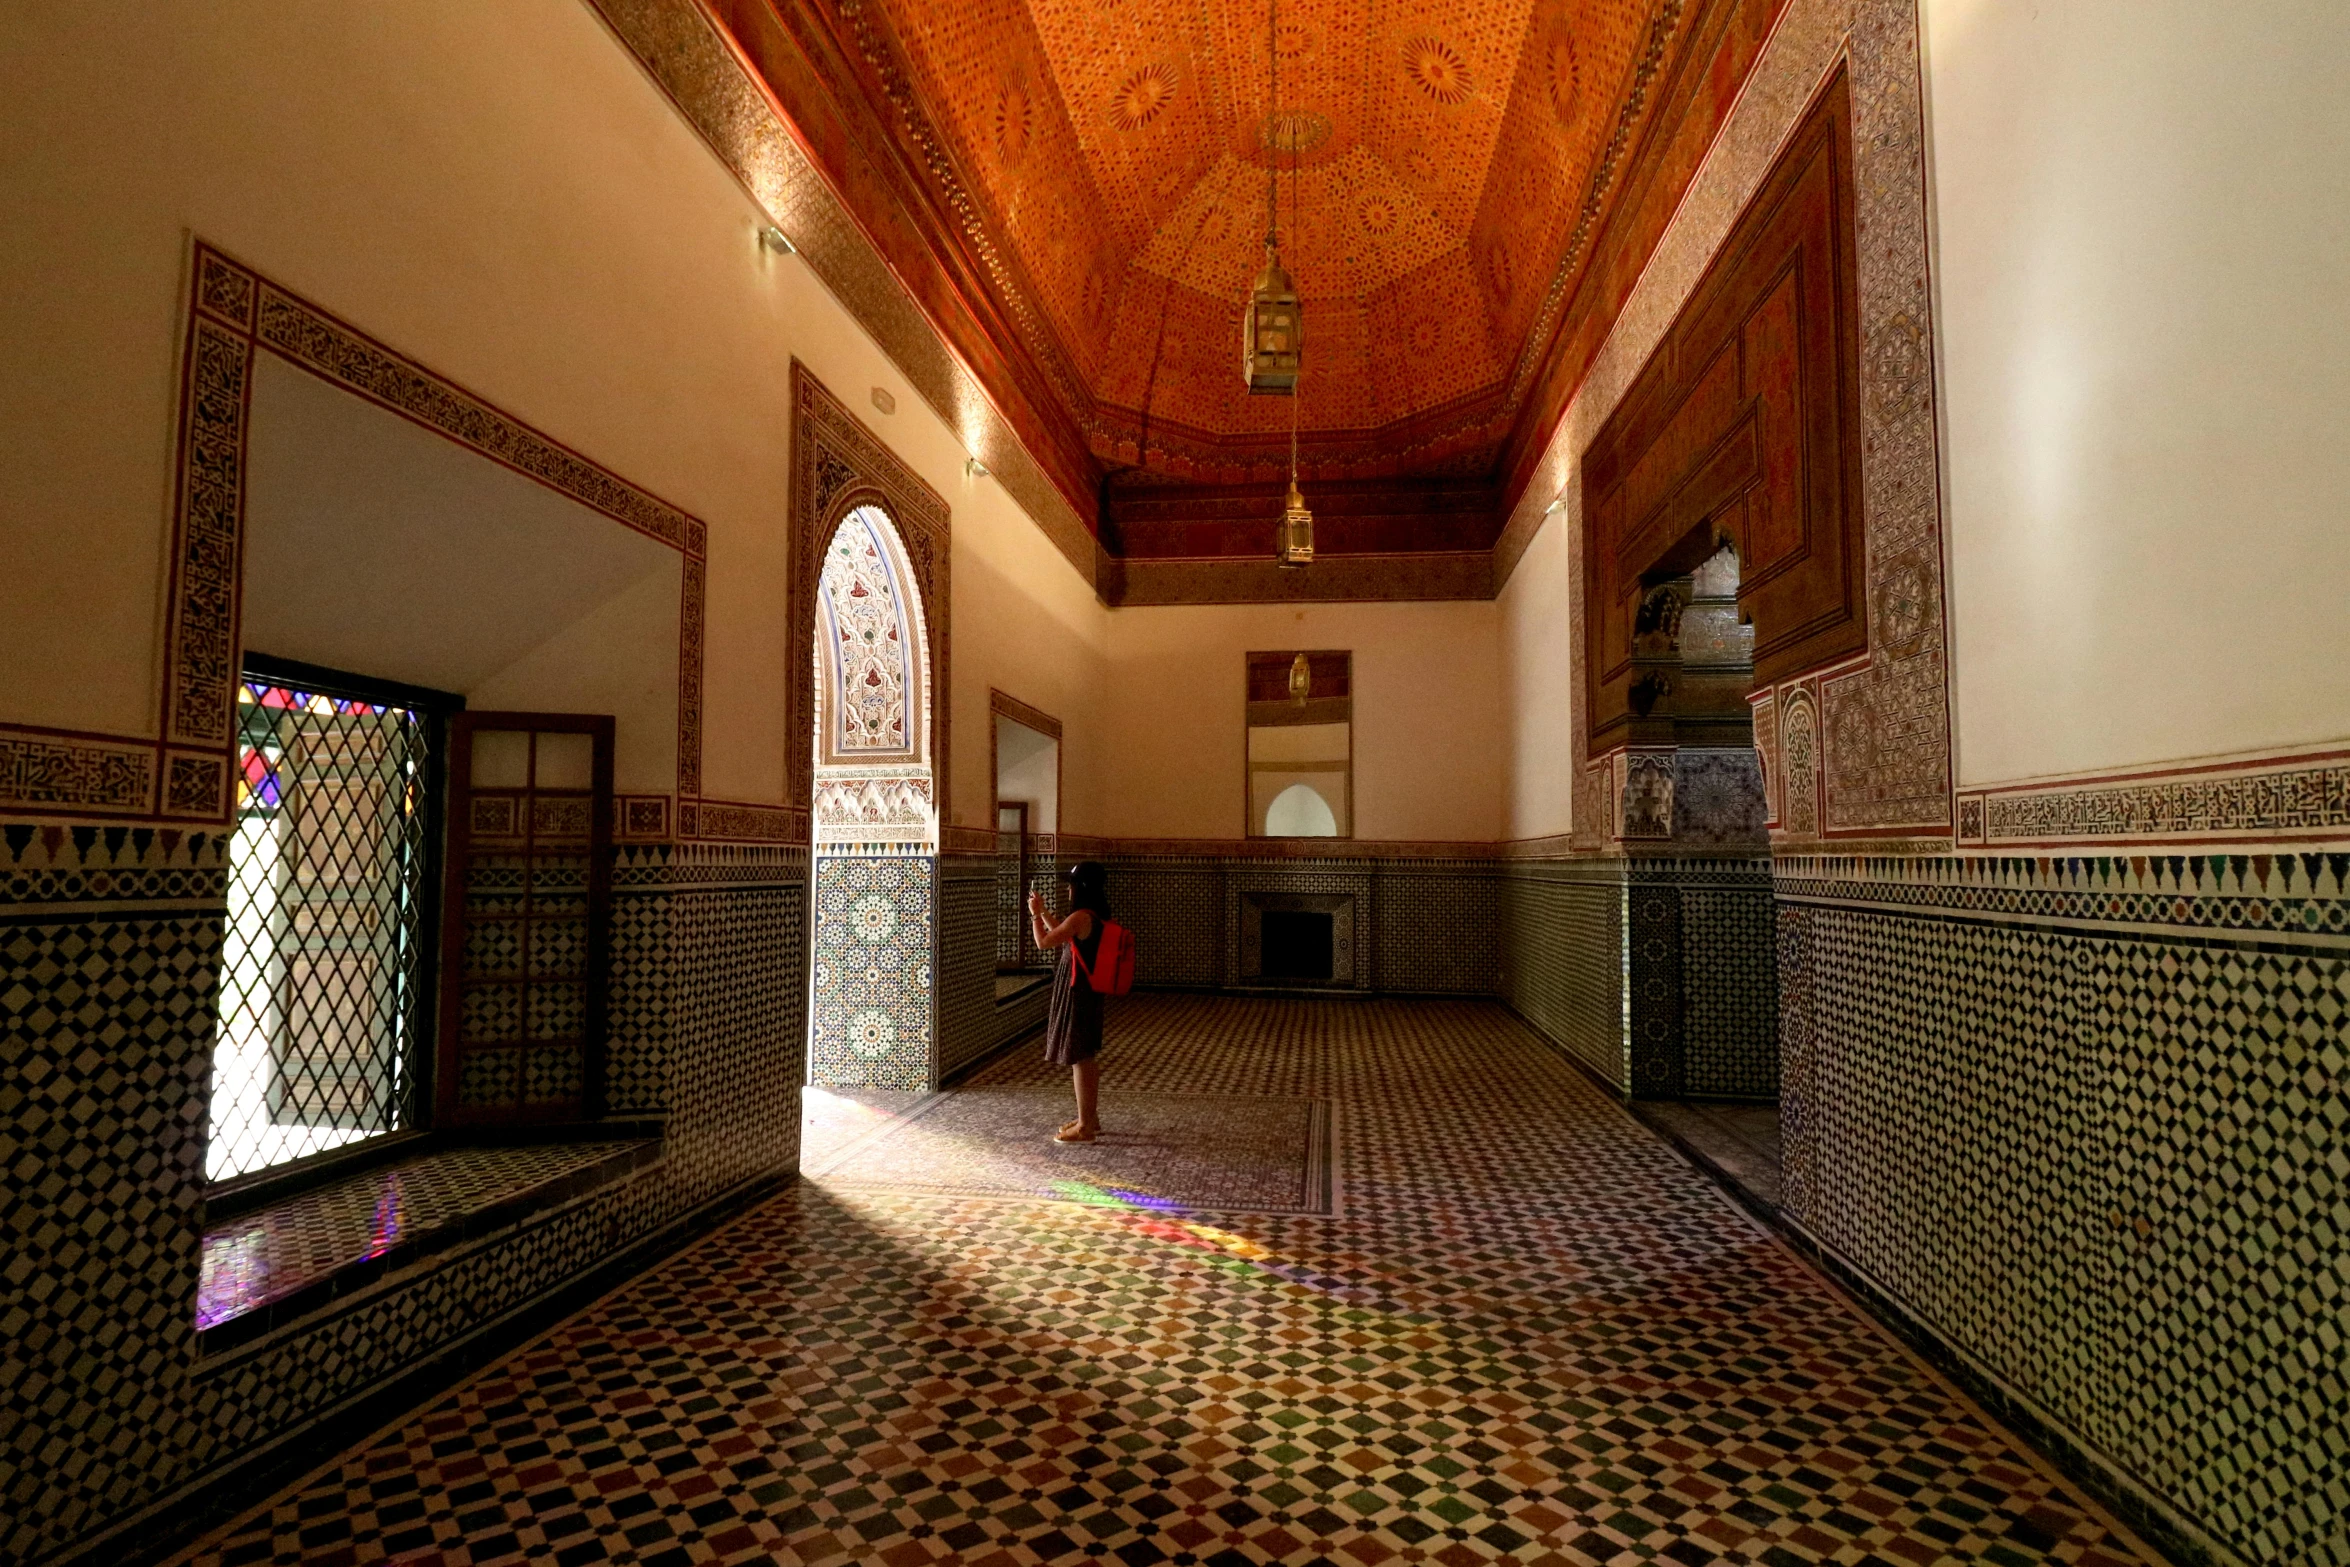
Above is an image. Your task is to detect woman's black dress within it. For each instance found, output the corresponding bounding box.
[1043,916,1104,1067]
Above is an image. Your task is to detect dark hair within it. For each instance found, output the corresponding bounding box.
[1060,860,1111,918]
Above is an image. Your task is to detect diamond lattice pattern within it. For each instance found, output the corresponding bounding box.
[209,679,432,1182]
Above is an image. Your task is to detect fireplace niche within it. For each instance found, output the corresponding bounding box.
[1237,890,1357,989]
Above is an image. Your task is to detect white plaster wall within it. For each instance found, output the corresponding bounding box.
[1100,601,1502,843]
[0,0,1105,821]
[1925,0,2350,783]
[240,352,685,795]
[468,568,684,798]
[1497,507,1578,840]
[993,714,1060,833]
[950,479,1106,833]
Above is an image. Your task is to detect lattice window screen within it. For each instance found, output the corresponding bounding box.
[267,708,410,1129]
[436,714,613,1126]
[211,664,447,1183]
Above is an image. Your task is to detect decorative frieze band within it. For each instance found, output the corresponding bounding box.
[1956,746,2350,849]
[1777,847,2350,945]
[0,818,229,910]
[613,795,672,841]
[1059,834,1507,864]
[940,825,1000,857]
[677,798,810,845]
[987,689,1061,740]
[228,258,705,558]
[163,309,253,758]
[0,730,156,817]
[611,839,808,889]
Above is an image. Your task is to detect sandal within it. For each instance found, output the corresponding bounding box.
[1054,1125,1099,1143]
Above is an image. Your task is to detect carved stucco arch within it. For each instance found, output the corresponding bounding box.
[788,362,950,835]
[814,501,932,765]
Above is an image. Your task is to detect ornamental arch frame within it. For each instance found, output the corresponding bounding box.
[787,362,952,845]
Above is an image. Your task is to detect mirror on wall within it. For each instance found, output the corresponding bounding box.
[1245,651,1351,838]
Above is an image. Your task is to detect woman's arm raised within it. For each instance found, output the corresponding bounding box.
[1027,891,1094,950]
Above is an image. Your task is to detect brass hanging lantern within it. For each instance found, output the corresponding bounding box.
[1242,0,1309,565]
[1244,0,1301,397]
[1277,478,1314,568]
[1288,651,1312,704]
[1244,247,1301,395]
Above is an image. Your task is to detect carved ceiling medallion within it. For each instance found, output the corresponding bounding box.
[1109,63,1180,130]
[1546,28,1582,122]
[1400,36,1476,106]
[1257,109,1332,158]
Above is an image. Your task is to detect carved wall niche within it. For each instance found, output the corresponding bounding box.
[1583,67,1865,765]
[1621,752,1677,840]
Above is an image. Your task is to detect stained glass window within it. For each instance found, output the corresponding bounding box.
[209,666,443,1184]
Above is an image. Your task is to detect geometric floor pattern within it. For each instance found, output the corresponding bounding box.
[807,1086,1335,1215]
[180,996,2159,1566]
[1632,1103,1783,1212]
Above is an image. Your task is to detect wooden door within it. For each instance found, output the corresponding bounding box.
[436,713,613,1127]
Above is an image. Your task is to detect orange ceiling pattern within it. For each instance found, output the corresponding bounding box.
[868,0,1664,481]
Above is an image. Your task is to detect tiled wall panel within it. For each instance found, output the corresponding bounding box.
[1674,874,1778,1097]
[1499,858,1773,1099]
[604,848,682,1113]
[1499,863,1627,1089]
[936,853,1046,1081]
[1104,861,1225,988]
[1,832,806,1566]
[2,834,223,1565]
[2098,937,2347,1566]
[1371,865,1502,995]
[1781,855,2349,1567]
[1794,909,2103,1426]
[809,854,933,1090]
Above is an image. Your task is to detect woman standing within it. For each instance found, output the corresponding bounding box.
[1029,860,1110,1142]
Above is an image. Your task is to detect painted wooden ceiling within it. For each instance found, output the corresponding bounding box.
[867,0,1654,482]
[707,0,1785,590]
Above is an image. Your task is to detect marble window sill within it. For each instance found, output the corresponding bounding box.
[993,972,1051,1005]
[194,1133,664,1354]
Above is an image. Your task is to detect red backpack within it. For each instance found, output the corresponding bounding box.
[1072,918,1136,995]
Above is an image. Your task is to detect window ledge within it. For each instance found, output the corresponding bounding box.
[195,1133,662,1355]
[994,972,1051,1005]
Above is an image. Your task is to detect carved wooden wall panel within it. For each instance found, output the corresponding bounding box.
[1582,68,1861,750]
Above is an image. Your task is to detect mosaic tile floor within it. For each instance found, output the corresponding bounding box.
[1634,1104,1783,1212]
[182,997,2157,1566]
[197,1141,655,1331]
[807,1087,1334,1214]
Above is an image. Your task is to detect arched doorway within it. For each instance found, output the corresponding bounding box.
[807,503,937,1090]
